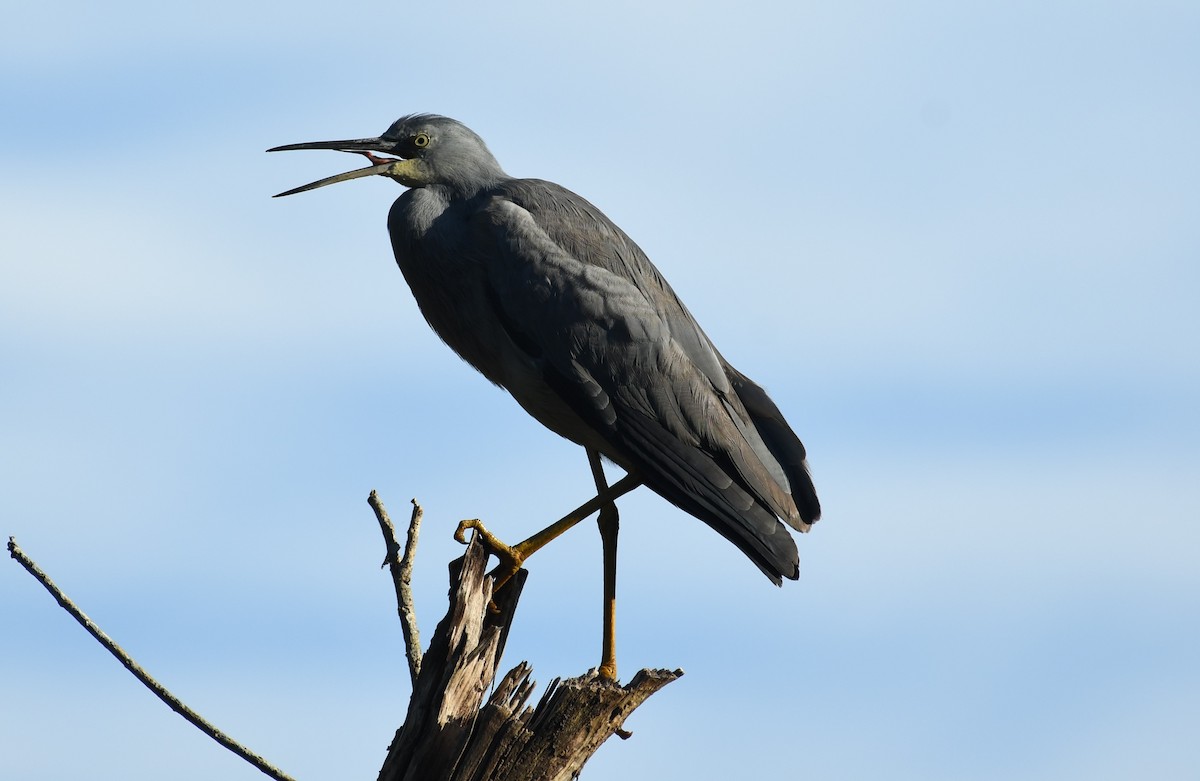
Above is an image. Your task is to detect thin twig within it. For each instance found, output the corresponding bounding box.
[7,537,296,781]
[368,491,423,684]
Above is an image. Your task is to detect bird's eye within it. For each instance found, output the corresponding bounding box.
[413,133,431,148]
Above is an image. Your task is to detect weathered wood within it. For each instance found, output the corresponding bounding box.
[9,507,681,781]
[377,533,682,781]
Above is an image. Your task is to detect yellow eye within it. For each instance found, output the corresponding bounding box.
[413,133,431,148]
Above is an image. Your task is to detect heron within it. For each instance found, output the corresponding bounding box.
[269,114,820,680]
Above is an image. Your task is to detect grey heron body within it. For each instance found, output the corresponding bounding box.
[271,114,820,678]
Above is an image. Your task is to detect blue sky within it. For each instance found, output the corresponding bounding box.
[3,1,1198,779]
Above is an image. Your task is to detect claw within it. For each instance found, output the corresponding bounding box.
[454,518,525,598]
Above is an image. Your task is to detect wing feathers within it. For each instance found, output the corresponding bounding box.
[474,180,817,581]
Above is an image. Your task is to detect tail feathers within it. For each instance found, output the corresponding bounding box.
[725,367,821,527]
[619,408,800,584]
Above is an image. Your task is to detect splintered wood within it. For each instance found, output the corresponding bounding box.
[376,534,682,781]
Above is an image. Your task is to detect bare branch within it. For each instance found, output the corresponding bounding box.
[368,491,423,684]
[6,537,296,781]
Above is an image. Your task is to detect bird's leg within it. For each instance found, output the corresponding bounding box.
[454,471,641,596]
[589,449,620,682]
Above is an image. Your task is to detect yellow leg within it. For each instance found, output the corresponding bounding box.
[589,450,620,682]
[454,467,640,595]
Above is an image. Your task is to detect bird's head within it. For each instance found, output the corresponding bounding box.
[269,114,506,199]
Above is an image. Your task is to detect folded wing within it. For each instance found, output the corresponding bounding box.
[471,179,820,583]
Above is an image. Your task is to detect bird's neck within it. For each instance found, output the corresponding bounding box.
[442,155,508,200]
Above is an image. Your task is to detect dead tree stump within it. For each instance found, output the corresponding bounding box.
[8,497,682,781]
[377,534,682,781]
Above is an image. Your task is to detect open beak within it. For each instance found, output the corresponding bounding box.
[267,137,413,197]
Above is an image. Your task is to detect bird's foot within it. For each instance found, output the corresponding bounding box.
[454,519,525,607]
